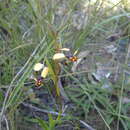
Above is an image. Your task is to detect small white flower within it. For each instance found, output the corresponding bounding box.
[33,63,44,71]
[53,53,66,60]
[41,67,49,78]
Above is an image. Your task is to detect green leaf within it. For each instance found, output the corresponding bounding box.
[37,118,49,130]
[48,114,56,130]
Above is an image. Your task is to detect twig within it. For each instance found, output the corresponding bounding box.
[79,120,95,130]
[22,102,66,117]
[3,116,9,130]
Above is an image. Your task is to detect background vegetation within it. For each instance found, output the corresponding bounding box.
[0,0,130,129]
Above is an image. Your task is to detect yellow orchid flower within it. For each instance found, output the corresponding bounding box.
[53,53,66,60]
[59,48,70,51]
[33,63,44,71]
[41,67,49,78]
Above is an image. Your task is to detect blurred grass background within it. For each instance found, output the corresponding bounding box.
[0,0,130,129]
